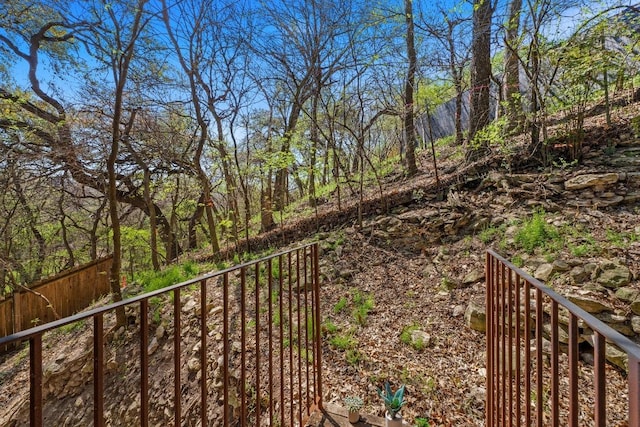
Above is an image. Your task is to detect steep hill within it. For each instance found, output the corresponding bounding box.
[2,97,640,425]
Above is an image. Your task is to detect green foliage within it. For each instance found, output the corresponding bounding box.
[322,319,338,334]
[137,262,200,293]
[333,296,348,313]
[416,417,431,427]
[58,320,85,334]
[606,229,639,249]
[351,290,374,326]
[345,348,363,365]
[478,224,504,244]
[515,210,560,254]
[329,333,356,350]
[377,382,406,419]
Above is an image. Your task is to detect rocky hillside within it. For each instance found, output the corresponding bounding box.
[1,100,640,426]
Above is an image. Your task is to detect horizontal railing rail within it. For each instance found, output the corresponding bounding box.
[486,249,640,427]
[0,243,322,426]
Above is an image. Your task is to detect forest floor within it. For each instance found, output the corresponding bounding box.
[1,96,640,426]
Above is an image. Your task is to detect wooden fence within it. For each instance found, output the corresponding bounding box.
[0,256,112,345]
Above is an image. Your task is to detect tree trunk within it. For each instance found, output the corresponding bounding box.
[467,0,494,161]
[504,0,523,133]
[404,0,418,176]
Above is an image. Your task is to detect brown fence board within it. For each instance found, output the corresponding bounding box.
[1,256,112,342]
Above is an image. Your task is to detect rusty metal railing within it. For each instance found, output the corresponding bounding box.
[486,249,640,427]
[0,243,322,426]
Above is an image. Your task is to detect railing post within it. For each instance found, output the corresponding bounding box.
[313,243,323,409]
[29,335,43,427]
[93,313,104,427]
[629,354,640,427]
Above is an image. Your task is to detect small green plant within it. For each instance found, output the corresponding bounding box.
[479,224,503,244]
[59,320,85,334]
[416,417,431,427]
[511,254,524,268]
[344,396,364,412]
[351,290,374,326]
[329,333,356,350]
[345,348,362,365]
[377,381,406,419]
[515,210,560,253]
[333,296,348,313]
[322,319,338,334]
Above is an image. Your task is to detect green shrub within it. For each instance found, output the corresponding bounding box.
[515,210,560,253]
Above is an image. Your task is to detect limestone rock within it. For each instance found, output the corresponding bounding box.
[595,313,634,336]
[552,260,571,272]
[148,337,159,355]
[631,316,640,334]
[565,173,619,190]
[570,266,589,284]
[615,287,639,303]
[596,261,631,289]
[605,343,628,371]
[465,300,486,333]
[187,358,201,373]
[631,298,640,316]
[410,330,431,349]
[452,305,466,317]
[534,263,555,282]
[462,269,485,286]
[567,293,612,314]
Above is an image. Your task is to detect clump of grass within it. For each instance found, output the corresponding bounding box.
[333,297,348,314]
[351,290,374,326]
[515,210,560,253]
[137,261,201,293]
[329,333,356,350]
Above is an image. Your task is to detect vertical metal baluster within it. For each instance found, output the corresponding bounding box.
[568,314,579,427]
[94,313,104,427]
[240,267,247,426]
[501,262,506,426]
[173,288,181,427]
[550,301,559,427]
[594,331,606,427]
[255,262,261,426]
[524,280,531,427]
[223,273,230,426]
[200,279,207,426]
[268,259,274,425]
[288,252,294,425]
[29,335,43,427]
[303,247,310,415]
[535,289,543,427]
[313,243,323,409]
[279,255,285,425]
[629,354,640,427]
[508,269,514,427]
[514,275,521,427]
[141,299,149,427]
[296,249,303,426]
